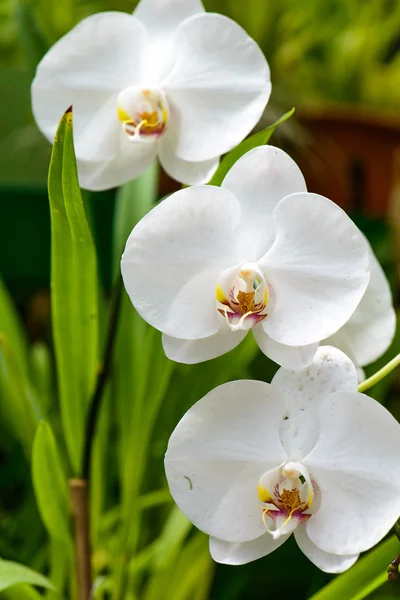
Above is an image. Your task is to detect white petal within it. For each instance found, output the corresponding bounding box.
[162,326,247,364]
[32,13,147,161]
[134,0,204,82]
[304,391,400,555]
[165,380,288,542]
[253,325,318,368]
[222,146,307,261]
[294,526,359,573]
[324,243,396,367]
[209,532,288,565]
[121,185,240,339]
[260,193,370,346]
[159,119,219,185]
[134,0,204,37]
[163,13,271,162]
[77,141,157,191]
[272,346,358,459]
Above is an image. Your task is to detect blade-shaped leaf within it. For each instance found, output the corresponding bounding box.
[32,421,72,546]
[48,108,99,475]
[0,334,40,455]
[0,560,55,592]
[208,108,295,186]
[310,535,399,600]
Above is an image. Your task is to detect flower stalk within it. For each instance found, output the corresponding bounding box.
[358,353,400,393]
[69,479,91,599]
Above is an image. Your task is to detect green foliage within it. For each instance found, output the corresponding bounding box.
[209,108,295,186]
[47,108,100,475]
[0,560,55,593]
[310,536,400,600]
[0,280,41,455]
[32,422,72,545]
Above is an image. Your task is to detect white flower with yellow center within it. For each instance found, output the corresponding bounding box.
[121,146,370,368]
[165,347,400,573]
[31,0,271,190]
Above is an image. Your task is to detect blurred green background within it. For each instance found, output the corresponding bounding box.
[0,0,399,599]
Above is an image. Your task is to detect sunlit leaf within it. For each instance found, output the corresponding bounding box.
[0,560,55,592]
[48,107,99,475]
[32,421,72,546]
[310,535,399,600]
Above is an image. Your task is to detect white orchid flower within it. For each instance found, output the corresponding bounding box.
[31,0,271,190]
[324,241,396,379]
[165,347,400,573]
[121,146,370,369]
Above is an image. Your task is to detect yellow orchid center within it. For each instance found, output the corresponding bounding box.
[216,262,269,331]
[258,462,316,540]
[117,87,168,141]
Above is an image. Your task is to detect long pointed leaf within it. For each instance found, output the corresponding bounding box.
[48,108,99,474]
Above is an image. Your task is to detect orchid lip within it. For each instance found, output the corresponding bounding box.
[216,262,269,331]
[117,86,169,142]
[258,461,317,539]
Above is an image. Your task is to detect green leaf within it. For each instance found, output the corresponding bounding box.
[310,535,399,600]
[112,162,159,280]
[0,334,40,455]
[208,108,295,186]
[32,421,72,546]
[14,1,48,76]
[0,560,55,592]
[0,279,28,375]
[48,108,100,475]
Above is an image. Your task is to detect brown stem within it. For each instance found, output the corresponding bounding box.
[388,550,400,581]
[70,479,91,599]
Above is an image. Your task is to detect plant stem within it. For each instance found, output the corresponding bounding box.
[358,353,400,393]
[70,479,91,600]
[388,550,400,580]
[82,273,123,480]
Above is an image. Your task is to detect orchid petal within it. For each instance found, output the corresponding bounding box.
[273,346,358,459]
[163,13,270,162]
[159,118,219,184]
[304,391,400,555]
[165,381,287,542]
[121,186,240,339]
[209,533,288,565]
[324,242,396,367]
[134,0,204,38]
[260,193,370,346]
[32,12,147,162]
[253,325,318,368]
[222,146,307,261]
[294,526,359,573]
[76,141,157,191]
[162,326,247,364]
